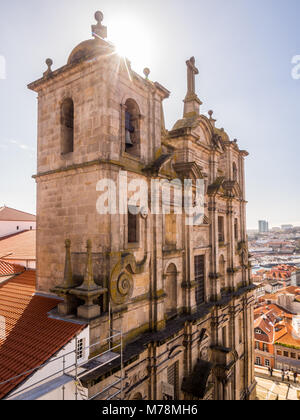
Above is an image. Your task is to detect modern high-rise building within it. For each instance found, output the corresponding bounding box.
[258,220,269,234]
[27,12,256,400]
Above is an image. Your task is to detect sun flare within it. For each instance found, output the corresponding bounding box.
[109,16,153,73]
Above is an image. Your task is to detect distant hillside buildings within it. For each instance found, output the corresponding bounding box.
[253,265,300,297]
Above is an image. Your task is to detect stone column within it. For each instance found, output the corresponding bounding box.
[209,197,219,300]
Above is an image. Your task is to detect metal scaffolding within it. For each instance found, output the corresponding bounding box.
[75,329,124,401]
[0,329,124,401]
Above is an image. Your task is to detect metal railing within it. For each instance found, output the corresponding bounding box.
[1,329,124,401]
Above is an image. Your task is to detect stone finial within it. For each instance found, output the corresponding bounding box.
[92,11,107,40]
[143,68,150,79]
[53,239,73,290]
[51,239,77,316]
[208,110,217,127]
[43,58,53,76]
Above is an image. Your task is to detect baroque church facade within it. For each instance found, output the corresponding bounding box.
[28,12,256,400]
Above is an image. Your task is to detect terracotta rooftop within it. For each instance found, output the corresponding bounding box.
[0,231,30,242]
[0,261,25,277]
[254,304,293,343]
[0,230,36,261]
[0,270,86,399]
[0,207,36,222]
[275,324,300,349]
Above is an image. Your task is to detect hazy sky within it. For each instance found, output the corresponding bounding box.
[0,0,299,228]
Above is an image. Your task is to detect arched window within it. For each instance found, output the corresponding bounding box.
[233,162,238,182]
[124,99,140,157]
[61,98,74,154]
[165,264,177,317]
[219,255,226,292]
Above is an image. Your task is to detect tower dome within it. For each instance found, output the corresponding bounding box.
[67,11,114,65]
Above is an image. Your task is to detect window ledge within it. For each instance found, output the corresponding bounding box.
[122,151,142,163]
[61,152,74,159]
[126,243,140,251]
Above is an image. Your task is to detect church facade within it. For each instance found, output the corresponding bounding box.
[28,12,256,400]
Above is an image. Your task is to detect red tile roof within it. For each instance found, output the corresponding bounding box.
[0,231,30,242]
[0,261,25,277]
[276,324,300,349]
[0,230,36,261]
[254,316,274,343]
[0,207,36,222]
[0,270,86,399]
[254,303,294,344]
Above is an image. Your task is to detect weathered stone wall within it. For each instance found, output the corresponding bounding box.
[29,16,255,399]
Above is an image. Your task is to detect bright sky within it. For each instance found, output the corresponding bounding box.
[0,0,299,229]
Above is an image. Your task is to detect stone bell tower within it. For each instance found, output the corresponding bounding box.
[28,11,168,294]
[28,11,170,350]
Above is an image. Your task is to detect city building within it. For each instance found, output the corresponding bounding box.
[259,220,269,234]
[252,266,299,298]
[0,230,36,269]
[253,282,266,301]
[275,317,300,373]
[259,285,300,314]
[22,11,256,400]
[292,269,300,287]
[254,304,300,373]
[271,227,281,232]
[254,305,286,369]
[0,206,36,238]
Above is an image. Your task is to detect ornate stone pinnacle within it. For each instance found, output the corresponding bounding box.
[87,238,92,251]
[63,239,73,287]
[44,58,53,76]
[52,239,73,291]
[82,239,95,290]
[92,11,107,40]
[208,110,217,126]
[143,68,150,79]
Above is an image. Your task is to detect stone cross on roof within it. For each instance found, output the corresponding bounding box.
[186,56,199,95]
[183,56,202,117]
[92,11,107,40]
